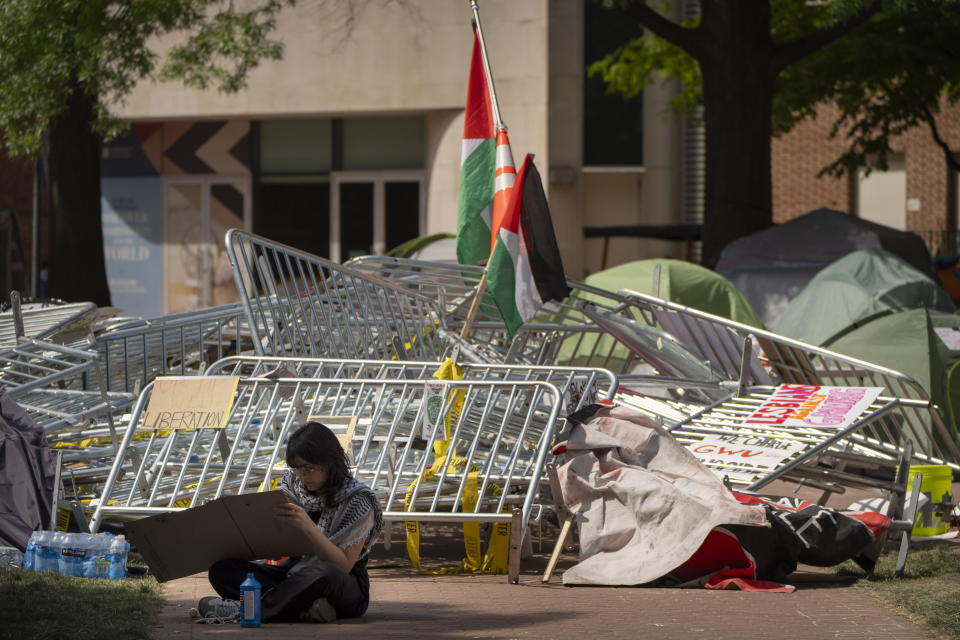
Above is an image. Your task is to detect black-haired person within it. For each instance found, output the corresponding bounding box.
[195,421,383,623]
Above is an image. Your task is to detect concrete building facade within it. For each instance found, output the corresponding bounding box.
[90,0,673,316]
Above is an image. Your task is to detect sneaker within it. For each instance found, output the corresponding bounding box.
[195,596,241,623]
[300,597,337,623]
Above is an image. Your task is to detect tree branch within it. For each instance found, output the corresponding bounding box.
[619,1,701,59]
[921,103,960,173]
[772,0,881,72]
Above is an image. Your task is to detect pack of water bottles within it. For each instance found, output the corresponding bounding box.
[22,530,129,580]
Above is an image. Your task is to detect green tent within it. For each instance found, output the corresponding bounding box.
[557,259,761,371]
[823,308,960,437]
[775,248,955,345]
[574,259,762,326]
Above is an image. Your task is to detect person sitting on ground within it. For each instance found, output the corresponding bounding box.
[195,421,383,623]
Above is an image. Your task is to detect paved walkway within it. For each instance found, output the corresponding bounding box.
[148,480,959,640]
[150,528,952,640]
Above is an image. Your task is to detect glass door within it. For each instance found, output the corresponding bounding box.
[330,171,423,263]
[164,177,251,313]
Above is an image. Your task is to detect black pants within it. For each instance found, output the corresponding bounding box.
[208,556,370,623]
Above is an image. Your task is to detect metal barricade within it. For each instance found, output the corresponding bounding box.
[90,375,565,581]
[0,339,99,395]
[226,230,449,361]
[203,354,618,412]
[343,256,647,371]
[665,385,933,495]
[95,302,255,393]
[0,301,99,347]
[0,338,136,499]
[345,255,497,323]
[614,289,960,469]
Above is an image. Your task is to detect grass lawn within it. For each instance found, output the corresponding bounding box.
[0,568,164,640]
[836,543,960,639]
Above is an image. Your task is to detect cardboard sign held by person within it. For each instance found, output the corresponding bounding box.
[125,491,316,582]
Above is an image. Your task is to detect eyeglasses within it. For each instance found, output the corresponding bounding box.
[289,463,326,475]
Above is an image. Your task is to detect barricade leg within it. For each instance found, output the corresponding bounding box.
[509,509,522,584]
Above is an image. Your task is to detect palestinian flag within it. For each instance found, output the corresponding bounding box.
[456,28,515,266]
[487,154,570,335]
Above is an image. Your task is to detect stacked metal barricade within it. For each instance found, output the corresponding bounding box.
[227,230,449,361]
[10,230,956,580]
[345,254,960,502]
[95,302,256,394]
[82,232,620,580]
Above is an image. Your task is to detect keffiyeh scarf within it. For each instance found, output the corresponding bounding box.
[279,471,383,557]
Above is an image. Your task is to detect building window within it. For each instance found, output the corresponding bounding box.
[342,116,425,171]
[255,118,334,258]
[254,116,425,261]
[583,0,644,166]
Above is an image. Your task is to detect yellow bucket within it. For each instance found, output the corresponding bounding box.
[905,465,954,537]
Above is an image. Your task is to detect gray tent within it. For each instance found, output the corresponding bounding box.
[0,391,55,551]
[715,208,937,328]
[774,248,955,345]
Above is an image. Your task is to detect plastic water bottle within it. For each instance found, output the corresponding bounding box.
[22,533,38,571]
[49,531,68,574]
[60,532,89,577]
[44,531,62,573]
[79,534,101,578]
[57,532,72,576]
[239,572,261,628]
[108,534,128,580]
[32,531,49,573]
[89,534,112,579]
[31,531,48,572]
[0,546,23,569]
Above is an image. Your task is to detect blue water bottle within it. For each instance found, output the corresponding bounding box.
[239,572,261,628]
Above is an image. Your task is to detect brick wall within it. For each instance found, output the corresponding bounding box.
[772,103,851,223]
[0,138,46,288]
[773,100,960,255]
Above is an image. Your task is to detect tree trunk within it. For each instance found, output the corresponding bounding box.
[697,3,776,268]
[47,84,111,306]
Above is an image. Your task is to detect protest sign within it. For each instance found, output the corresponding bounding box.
[688,433,806,483]
[742,384,882,430]
[125,491,315,582]
[140,376,240,430]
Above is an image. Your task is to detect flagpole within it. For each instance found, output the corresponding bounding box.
[459,272,488,340]
[470,1,504,131]
[458,0,500,342]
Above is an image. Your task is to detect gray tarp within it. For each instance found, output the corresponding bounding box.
[0,390,55,551]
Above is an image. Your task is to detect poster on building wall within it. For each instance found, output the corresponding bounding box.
[741,384,883,430]
[101,177,164,319]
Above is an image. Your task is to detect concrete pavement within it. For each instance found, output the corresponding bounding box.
[149,517,950,640]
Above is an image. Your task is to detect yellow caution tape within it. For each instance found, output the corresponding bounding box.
[402,357,510,574]
[403,455,509,575]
